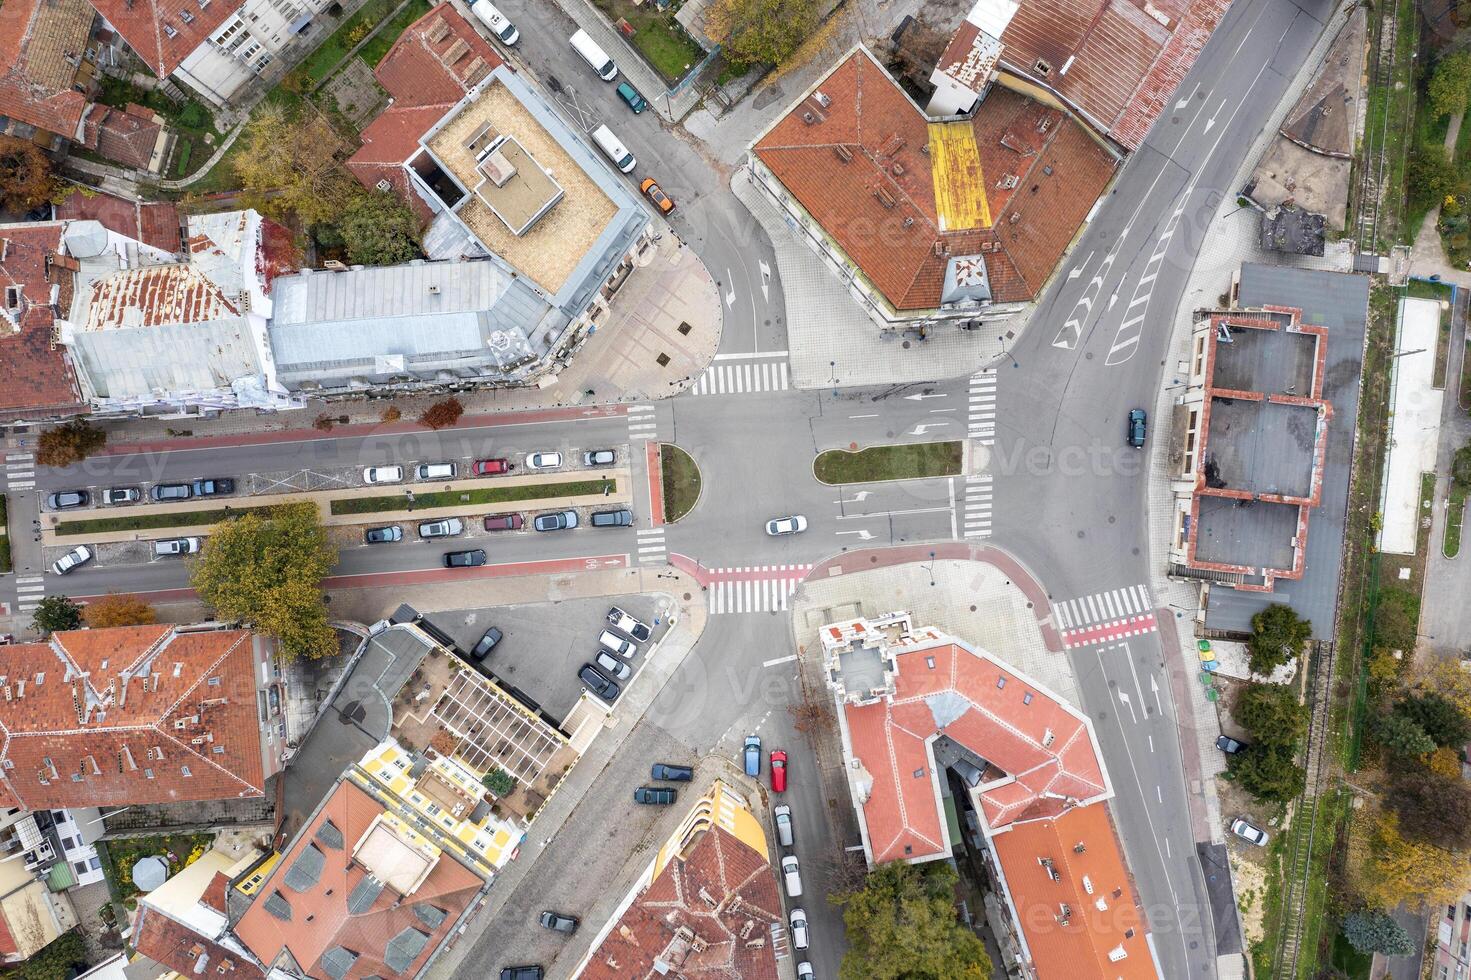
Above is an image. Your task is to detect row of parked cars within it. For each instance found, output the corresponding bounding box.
[362,450,615,487]
[578,607,652,706]
[46,478,234,512]
[743,736,813,968]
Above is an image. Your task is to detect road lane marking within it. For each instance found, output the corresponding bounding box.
[691,358,791,397]
[763,654,798,668]
[713,349,789,361]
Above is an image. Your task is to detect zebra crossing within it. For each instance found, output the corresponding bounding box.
[968,370,996,443]
[690,357,790,397]
[4,453,35,490]
[706,565,812,615]
[961,474,992,539]
[13,576,45,615]
[635,527,666,565]
[627,404,657,442]
[1051,584,1157,648]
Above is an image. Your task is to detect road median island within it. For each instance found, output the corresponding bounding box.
[659,444,701,524]
[330,479,615,516]
[813,441,963,485]
[55,506,263,536]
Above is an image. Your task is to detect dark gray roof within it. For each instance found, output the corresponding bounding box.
[383,927,431,973]
[347,874,386,914]
[412,903,448,929]
[263,890,292,921]
[320,946,359,980]
[315,819,344,850]
[283,843,325,892]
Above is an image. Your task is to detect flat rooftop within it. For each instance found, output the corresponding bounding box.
[467,135,563,235]
[1193,496,1300,571]
[1204,398,1319,499]
[426,76,615,294]
[1211,318,1316,395]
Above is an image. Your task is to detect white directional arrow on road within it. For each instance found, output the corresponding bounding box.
[1151,674,1164,718]
[1203,97,1226,133]
[908,422,949,435]
[758,260,771,302]
[836,529,875,540]
[851,490,871,502]
[902,393,947,401]
[1118,690,1138,724]
[724,269,736,309]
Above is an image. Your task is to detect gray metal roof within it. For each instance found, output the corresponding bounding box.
[283,842,325,892]
[320,946,359,980]
[264,890,292,921]
[71,319,264,400]
[383,926,431,973]
[346,874,386,914]
[271,260,525,325]
[314,819,344,850]
[412,903,448,929]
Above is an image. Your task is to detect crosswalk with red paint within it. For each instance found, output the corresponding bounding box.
[1052,584,1157,648]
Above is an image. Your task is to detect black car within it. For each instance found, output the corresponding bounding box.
[365,525,403,544]
[499,969,543,980]
[578,663,620,702]
[1127,408,1147,449]
[192,478,234,496]
[651,763,694,782]
[45,490,89,510]
[634,786,677,805]
[538,910,579,934]
[472,627,503,659]
[1216,734,1247,755]
[444,549,487,568]
[590,508,633,528]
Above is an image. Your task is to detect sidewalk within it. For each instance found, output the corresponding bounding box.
[1406,111,1470,286]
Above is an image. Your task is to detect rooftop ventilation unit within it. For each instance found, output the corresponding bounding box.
[812,90,832,108]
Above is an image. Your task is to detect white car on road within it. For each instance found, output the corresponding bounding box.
[51,545,92,576]
[789,908,809,950]
[766,515,807,536]
[525,451,563,470]
[363,466,403,484]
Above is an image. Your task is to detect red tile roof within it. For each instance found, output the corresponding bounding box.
[373,3,503,109]
[201,871,230,915]
[81,102,163,170]
[578,825,783,980]
[989,805,1155,979]
[133,904,266,980]
[842,639,1108,864]
[0,626,271,810]
[234,780,484,980]
[346,103,456,225]
[0,221,87,420]
[54,190,182,253]
[752,48,1114,310]
[87,0,242,78]
[0,0,94,142]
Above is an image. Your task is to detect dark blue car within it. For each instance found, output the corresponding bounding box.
[743,735,762,777]
[1127,408,1147,449]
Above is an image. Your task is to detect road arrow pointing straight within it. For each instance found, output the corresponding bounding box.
[758,260,771,302]
[1151,674,1164,717]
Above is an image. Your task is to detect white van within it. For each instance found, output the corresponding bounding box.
[415,462,457,480]
[570,29,618,81]
[471,0,519,45]
[592,125,635,174]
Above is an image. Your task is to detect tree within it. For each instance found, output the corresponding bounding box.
[340,191,421,266]
[34,419,106,468]
[417,397,464,430]
[1394,691,1471,747]
[833,861,991,979]
[1376,711,1437,761]
[1374,587,1421,652]
[1341,909,1415,956]
[0,929,87,979]
[1357,812,1467,911]
[82,594,156,629]
[1429,51,1471,118]
[232,101,357,227]
[1389,768,1471,849]
[482,768,515,796]
[0,135,57,213]
[1247,604,1312,675]
[30,596,81,636]
[1421,660,1471,716]
[1409,145,1461,213]
[1226,743,1305,802]
[707,0,821,67]
[1235,682,1308,746]
[190,502,337,661]
[1453,443,1471,494]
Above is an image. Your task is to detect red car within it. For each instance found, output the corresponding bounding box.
[483,513,524,531]
[770,749,788,793]
[473,458,513,476]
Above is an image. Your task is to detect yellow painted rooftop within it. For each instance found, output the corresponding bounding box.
[929,121,990,231]
[235,852,280,895]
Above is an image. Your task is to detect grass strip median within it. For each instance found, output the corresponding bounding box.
[55,506,265,536]
[1448,489,1466,559]
[330,479,614,516]
[660,444,701,523]
[814,442,963,485]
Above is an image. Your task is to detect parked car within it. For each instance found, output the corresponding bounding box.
[578,663,620,702]
[102,487,140,505]
[770,749,788,793]
[365,525,403,544]
[150,483,193,502]
[444,549,487,568]
[597,629,635,658]
[743,735,761,776]
[473,458,513,476]
[797,963,814,980]
[471,627,503,659]
[766,515,807,536]
[483,513,524,531]
[595,650,631,680]
[362,465,403,484]
[153,537,201,557]
[499,969,542,980]
[534,510,578,532]
[607,607,651,642]
[640,177,675,215]
[525,451,562,470]
[789,908,809,950]
[651,763,694,782]
[192,478,234,496]
[538,910,578,934]
[1127,408,1147,449]
[633,786,676,805]
[418,518,464,538]
[1230,817,1269,847]
[590,508,633,528]
[582,449,615,467]
[1216,734,1247,755]
[45,490,88,510]
[616,81,648,113]
[415,462,457,480]
[51,545,92,576]
[773,804,793,847]
[782,856,803,899]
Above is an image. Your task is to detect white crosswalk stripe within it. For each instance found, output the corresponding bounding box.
[4,452,35,490]
[962,473,993,539]
[962,370,996,539]
[1051,584,1154,631]
[635,527,666,565]
[690,358,790,397]
[706,565,812,614]
[627,405,657,442]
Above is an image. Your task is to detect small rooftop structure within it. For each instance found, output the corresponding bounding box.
[132,855,169,892]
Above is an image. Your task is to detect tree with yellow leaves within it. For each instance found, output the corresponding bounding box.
[232,100,358,228]
[82,594,156,629]
[1356,811,1468,911]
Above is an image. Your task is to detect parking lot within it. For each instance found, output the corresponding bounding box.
[420,594,671,724]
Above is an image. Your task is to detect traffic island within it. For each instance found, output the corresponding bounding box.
[330,479,614,516]
[813,441,963,485]
[659,444,701,523]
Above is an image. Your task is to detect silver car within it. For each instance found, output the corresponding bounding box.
[417,518,464,538]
